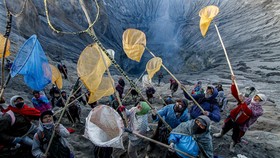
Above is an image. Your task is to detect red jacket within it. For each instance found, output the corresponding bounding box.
[229,84,252,124]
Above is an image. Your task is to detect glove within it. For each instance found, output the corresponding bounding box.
[12,137,22,145]
[169,142,175,152]
[118,105,126,112]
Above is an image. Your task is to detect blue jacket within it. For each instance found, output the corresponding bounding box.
[155,104,189,129]
[184,86,220,122]
[169,116,213,158]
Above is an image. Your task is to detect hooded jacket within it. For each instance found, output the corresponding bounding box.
[184,85,221,122]
[32,121,71,158]
[155,104,189,129]
[126,102,150,145]
[239,93,266,132]
[169,115,213,158]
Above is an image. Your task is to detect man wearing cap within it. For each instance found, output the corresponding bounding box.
[120,101,151,158]
[0,95,40,148]
[168,115,213,158]
[147,99,190,154]
[213,75,267,152]
[183,85,221,122]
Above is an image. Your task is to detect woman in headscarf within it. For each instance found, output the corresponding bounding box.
[213,75,267,152]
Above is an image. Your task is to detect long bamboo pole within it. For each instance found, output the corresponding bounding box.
[144,46,205,112]
[125,129,195,158]
[214,24,240,94]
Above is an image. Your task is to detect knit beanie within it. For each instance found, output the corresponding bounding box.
[40,110,53,120]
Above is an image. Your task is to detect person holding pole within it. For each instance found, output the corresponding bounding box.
[168,115,213,158]
[119,101,151,158]
[147,99,189,154]
[213,75,267,152]
[32,110,74,158]
[183,85,221,122]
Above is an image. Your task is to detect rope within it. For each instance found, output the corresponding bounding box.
[88,32,172,131]
[43,0,100,35]
[43,0,173,131]
[3,0,27,17]
[121,70,146,102]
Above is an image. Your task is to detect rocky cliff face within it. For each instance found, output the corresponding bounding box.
[0,0,280,103]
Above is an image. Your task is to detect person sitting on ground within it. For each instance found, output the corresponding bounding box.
[183,85,221,122]
[215,84,228,112]
[170,78,179,97]
[147,99,189,153]
[32,110,74,158]
[32,91,52,113]
[0,95,40,148]
[146,86,156,103]
[49,85,60,107]
[192,81,203,95]
[168,116,213,158]
[55,91,76,125]
[73,81,87,106]
[213,75,267,152]
[68,96,82,124]
[130,88,139,102]
[119,101,151,158]
[56,90,67,108]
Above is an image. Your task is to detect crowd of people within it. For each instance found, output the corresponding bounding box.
[0,74,268,158]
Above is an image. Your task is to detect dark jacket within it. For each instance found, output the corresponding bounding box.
[184,86,221,122]
[0,112,32,145]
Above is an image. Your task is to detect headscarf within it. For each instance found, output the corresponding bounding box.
[136,101,151,115]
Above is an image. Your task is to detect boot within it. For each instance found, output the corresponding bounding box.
[229,142,236,153]
[213,130,224,138]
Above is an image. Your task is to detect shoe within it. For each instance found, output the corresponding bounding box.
[229,142,235,153]
[213,131,223,138]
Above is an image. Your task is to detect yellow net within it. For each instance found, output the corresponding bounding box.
[88,77,115,103]
[199,5,219,37]
[77,43,111,92]
[49,64,63,89]
[0,34,11,58]
[146,57,162,79]
[122,28,146,62]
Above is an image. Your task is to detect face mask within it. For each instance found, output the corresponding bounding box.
[193,123,206,134]
[43,122,54,129]
[15,102,24,109]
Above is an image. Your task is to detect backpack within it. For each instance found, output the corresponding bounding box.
[37,127,70,158]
